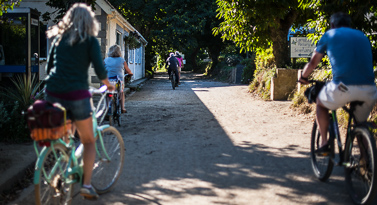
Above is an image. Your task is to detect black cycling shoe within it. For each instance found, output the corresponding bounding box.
[315,144,330,155]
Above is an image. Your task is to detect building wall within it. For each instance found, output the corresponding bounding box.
[18,0,146,86]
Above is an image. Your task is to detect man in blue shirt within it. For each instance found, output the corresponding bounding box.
[299,12,377,153]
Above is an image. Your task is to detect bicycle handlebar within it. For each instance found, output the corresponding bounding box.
[89,85,108,95]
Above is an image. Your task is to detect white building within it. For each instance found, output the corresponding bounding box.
[19,0,147,86]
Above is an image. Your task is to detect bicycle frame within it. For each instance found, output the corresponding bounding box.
[329,111,346,166]
[329,103,363,167]
[33,89,113,186]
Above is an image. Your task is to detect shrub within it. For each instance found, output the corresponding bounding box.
[241,56,256,84]
[0,74,44,143]
[248,46,275,99]
[0,101,30,143]
[225,54,243,67]
[1,74,44,110]
[249,67,276,100]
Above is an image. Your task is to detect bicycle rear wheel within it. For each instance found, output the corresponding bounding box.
[108,98,116,126]
[345,126,377,205]
[310,120,334,181]
[171,72,176,90]
[92,126,125,194]
[35,143,74,205]
[114,95,122,127]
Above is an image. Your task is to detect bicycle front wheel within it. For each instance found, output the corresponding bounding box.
[345,126,377,205]
[35,143,74,205]
[95,94,108,126]
[92,126,125,194]
[310,120,334,181]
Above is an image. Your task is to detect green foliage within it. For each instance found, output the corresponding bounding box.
[1,74,44,111]
[0,74,44,143]
[249,67,276,100]
[214,0,314,67]
[42,0,96,23]
[0,101,30,143]
[255,46,275,70]
[112,0,226,73]
[300,0,377,64]
[124,32,141,50]
[248,46,276,99]
[226,54,243,66]
[0,0,22,16]
[205,61,234,82]
[287,58,309,69]
[240,56,256,84]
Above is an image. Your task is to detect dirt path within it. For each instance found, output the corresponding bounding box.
[13,72,352,205]
[91,72,351,205]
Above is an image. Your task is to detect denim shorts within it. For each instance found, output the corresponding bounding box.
[45,95,93,121]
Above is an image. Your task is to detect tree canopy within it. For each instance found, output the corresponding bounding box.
[42,0,95,23]
[214,0,313,68]
[215,0,377,67]
[113,0,226,71]
[301,0,377,62]
[0,0,22,16]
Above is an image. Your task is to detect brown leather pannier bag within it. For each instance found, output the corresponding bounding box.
[27,100,71,141]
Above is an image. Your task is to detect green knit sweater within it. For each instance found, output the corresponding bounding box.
[45,35,107,93]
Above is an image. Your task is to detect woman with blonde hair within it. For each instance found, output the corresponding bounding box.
[104,44,133,113]
[45,3,114,199]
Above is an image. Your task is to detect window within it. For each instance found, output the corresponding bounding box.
[116,30,121,45]
[0,15,27,66]
[129,49,134,64]
[40,24,47,58]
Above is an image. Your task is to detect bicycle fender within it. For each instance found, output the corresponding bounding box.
[33,146,49,184]
[97,124,110,132]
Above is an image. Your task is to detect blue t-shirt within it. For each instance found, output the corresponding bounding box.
[104,57,125,81]
[316,27,374,85]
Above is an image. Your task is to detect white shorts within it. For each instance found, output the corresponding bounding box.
[318,81,377,122]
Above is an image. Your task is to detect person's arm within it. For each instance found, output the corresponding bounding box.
[124,61,133,76]
[298,51,324,84]
[90,37,108,80]
[101,78,115,92]
[46,39,57,75]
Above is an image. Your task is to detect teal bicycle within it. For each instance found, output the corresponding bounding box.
[32,86,125,205]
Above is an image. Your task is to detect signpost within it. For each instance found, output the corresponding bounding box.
[290,37,315,58]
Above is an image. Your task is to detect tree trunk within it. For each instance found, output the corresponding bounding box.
[270,10,298,68]
[207,45,221,74]
[191,47,200,72]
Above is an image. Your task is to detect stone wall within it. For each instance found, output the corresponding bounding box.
[270,68,299,100]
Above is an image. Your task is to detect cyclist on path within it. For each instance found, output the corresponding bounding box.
[166,52,180,86]
[298,12,377,154]
[175,51,183,84]
[104,44,130,113]
[44,3,114,199]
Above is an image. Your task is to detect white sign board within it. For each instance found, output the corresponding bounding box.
[290,37,316,58]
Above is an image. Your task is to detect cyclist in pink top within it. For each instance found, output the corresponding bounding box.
[175,51,183,84]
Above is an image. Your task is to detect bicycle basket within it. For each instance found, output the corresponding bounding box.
[304,81,326,104]
[27,100,72,141]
